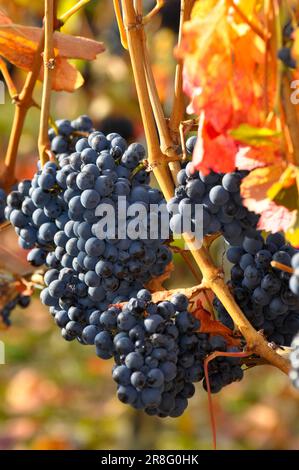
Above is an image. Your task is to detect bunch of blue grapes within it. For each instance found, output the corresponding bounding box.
[290,332,299,389]
[0,293,31,327]
[214,233,299,346]
[167,137,259,246]
[278,47,296,69]
[22,115,172,342]
[82,290,244,417]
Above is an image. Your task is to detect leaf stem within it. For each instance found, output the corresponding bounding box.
[204,350,252,450]
[59,0,90,24]
[271,260,294,274]
[0,58,18,99]
[186,243,290,374]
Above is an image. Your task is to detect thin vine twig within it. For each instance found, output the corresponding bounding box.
[271,260,294,274]
[169,0,195,140]
[142,0,164,24]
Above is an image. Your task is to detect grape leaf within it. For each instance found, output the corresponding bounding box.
[240,165,286,214]
[0,11,105,92]
[192,113,238,174]
[177,0,276,174]
[267,167,298,211]
[258,201,295,233]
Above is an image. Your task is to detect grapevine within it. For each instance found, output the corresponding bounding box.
[1,0,299,452]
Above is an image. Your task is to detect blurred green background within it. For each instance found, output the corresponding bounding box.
[0,0,299,451]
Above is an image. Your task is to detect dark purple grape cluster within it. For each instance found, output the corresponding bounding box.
[6,115,171,342]
[0,293,31,327]
[290,332,299,389]
[167,138,259,246]
[84,290,244,417]
[214,233,299,346]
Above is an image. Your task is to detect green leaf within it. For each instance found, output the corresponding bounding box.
[229,124,281,146]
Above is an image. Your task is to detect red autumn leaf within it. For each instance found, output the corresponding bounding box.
[192,113,238,174]
[177,0,277,174]
[177,1,268,130]
[193,304,241,346]
[0,11,105,92]
[236,146,283,171]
